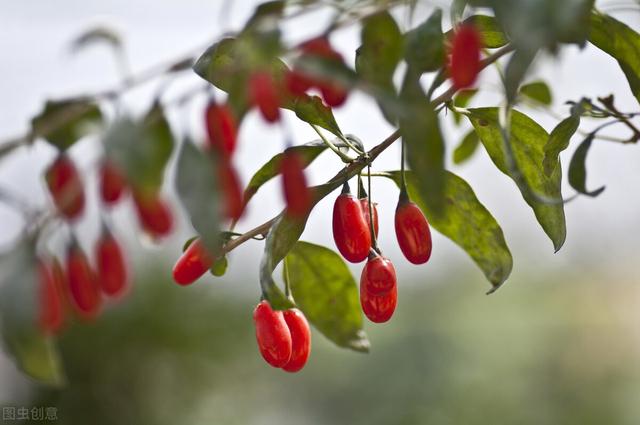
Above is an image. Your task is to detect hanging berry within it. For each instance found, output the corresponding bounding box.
[217,159,244,221]
[172,238,215,286]
[99,160,127,205]
[360,281,397,324]
[449,23,482,90]
[360,252,397,296]
[395,191,432,265]
[249,71,281,123]
[45,154,85,220]
[253,300,292,368]
[285,70,313,97]
[66,243,101,319]
[332,182,371,263]
[282,309,311,373]
[96,227,128,297]
[280,150,311,218]
[205,102,238,157]
[359,198,379,238]
[38,260,64,334]
[132,190,174,238]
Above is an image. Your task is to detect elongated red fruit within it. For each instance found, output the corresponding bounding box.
[395,194,432,265]
[359,198,379,238]
[360,281,397,323]
[132,191,173,238]
[361,253,397,296]
[172,238,214,286]
[45,154,85,220]
[249,71,281,123]
[320,83,348,107]
[281,150,311,218]
[332,183,371,263]
[66,244,101,319]
[449,23,482,90]
[285,70,312,97]
[298,37,349,107]
[253,300,292,368]
[38,260,64,334]
[100,160,127,205]
[205,102,237,157]
[96,229,128,297]
[217,159,244,221]
[282,309,311,373]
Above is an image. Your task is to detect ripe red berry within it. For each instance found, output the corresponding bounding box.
[361,253,397,296]
[96,229,128,297]
[132,191,174,238]
[205,102,238,157]
[217,159,244,221]
[45,154,85,220]
[449,23,482,90]
[99,160,127,205]
[249,71,281,123]
[66,244,101,319]
[360,281,397,323]
[38,260,64,334]
[395,195,432,265]
[320,83,348,107]
[300,37,337,58]
[281,150,311,218]
[285,70,313,97]
[359,198,379,238]
[282,309,311,373]
[253,300,292,368]
[332,183,371,263]
[297,37,350,107]
[172,238,214,286]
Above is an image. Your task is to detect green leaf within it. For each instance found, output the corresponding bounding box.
[504,48,537,104]
[453,130,480,164]
[467,107,566,251]
[243,1,285,31]
[284,241,369,352]
[543,112,581,176]
[103,103,174,193]
[384,171,512,291]
[589,12,640,105]
[175,140,222,257]
[31,99,103,151]
[568,134,605,197]
[520,81,553,105]
[399,70,446,215]
[447,15,509,49]
[404,9,445,73]
[293,95,342,136]
[0,239,65,386]
[356,11,403,124]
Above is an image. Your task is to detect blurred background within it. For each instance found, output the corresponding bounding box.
[1,0,640,424]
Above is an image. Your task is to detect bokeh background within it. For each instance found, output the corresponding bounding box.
[1,0,640,424]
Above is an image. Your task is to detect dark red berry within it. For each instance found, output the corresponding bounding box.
[99,160,127,205]
[253,300,292,368]
[359,198,379,238]
[395,196,432,265]
[332,183,371,263]
[285,70,313,97]
[45,154,85,220]
[360,281,397,323]
[132,191,174,238]
[320,83,348,107]
[217,159,244,221]
[96,229,128,297]
[249,71,281,123]
[300,37,337,58]
[281,150,311,218]
[361,253,397,296]
[172,238,214,286]
[449,23,482,90]
[38,260,64,334]
[205,103,238,157]
[66,244,101,319]
[282,309,311,373]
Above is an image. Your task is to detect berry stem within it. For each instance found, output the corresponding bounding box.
[366,164,379,254]
[310,124,353,163]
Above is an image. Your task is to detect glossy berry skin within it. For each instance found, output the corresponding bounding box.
[249,72,281,123]
[253,300,292,368]
[281,151,311,218]
[217,159,244,221]
[66,245,101,319]
[449,24,482,90]
[38,261,64,334]
[99,160,127,205]
[172,238,214,286]
[361,254,397,296]
[132,191,174,238]
[359,198,379,238]
[395,199,432,265]
[96,231,128,297]
[282,309,311,373]
[332,185,371,263]
[45,154,85,220]
[205,103,237,157]
[360,281,397,324]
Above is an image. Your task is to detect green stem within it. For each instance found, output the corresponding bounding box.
[366,164,379,254]
[310,124,353,162]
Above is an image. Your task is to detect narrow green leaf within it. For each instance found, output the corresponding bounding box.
[0,239,65,386]
[467,107,566,251]
[543,113,581,176]
[31,99,103,151]
[384,171,513,290]
[446,15,509,49]
[175,140,221,257]
[589,12,640,105]
[520,81,553,105]
[293,95,342,136]
[284,241,369,352]
[243,1,285,31]
[568,134,605,197]
[404,9,445,73]
[453,130,480,164]
[504,48,537,104]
